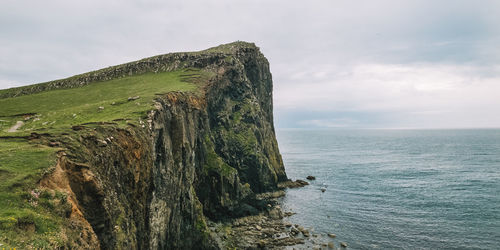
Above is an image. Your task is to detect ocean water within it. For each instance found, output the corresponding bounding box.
[276,129,500,250]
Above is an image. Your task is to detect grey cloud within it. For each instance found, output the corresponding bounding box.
[1,0,499,128]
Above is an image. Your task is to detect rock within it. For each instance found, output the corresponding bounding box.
[48,141,60,147]
[295,179,309,186]
[72,125,86,131]
[328,233,336,238]
[296,226,310,237]
[320,187,326,192]
[255,225,262,231]
[128,96,140,101]
[306,175,316,180]
[98,106,104,111]
[284,211,296,217]
[340,242,348,248]
[278,179,309,188]
[268,208,283,219]
[97,139,108,147]
[257,240,267,248]
[328,242,335,248]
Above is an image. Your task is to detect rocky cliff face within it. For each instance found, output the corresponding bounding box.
[36,42,287,249]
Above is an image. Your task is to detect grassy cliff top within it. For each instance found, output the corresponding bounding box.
[0,41,259,135]
[0,69,209,137]
[0,41,257,99]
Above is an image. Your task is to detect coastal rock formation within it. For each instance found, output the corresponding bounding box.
[1,42,288,249]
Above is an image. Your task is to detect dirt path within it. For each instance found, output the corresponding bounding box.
[7,121,24,132]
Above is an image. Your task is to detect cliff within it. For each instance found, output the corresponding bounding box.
[0,42,287,249]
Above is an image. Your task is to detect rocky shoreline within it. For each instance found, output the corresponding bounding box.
[208,180,346,249]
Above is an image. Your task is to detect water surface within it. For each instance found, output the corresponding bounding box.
[277,129,500,249]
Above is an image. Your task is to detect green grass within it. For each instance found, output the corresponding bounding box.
[0,69,204,135]
[0,68,209,247]
[0,139,63,248]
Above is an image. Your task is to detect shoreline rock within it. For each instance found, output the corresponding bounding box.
[209,190,341,249]
[278,179,309,189]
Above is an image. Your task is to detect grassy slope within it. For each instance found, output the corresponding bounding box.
[0,70,201,135]
[0,69,206,248]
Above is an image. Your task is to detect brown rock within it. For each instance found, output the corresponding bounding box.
[257,240,267,248]
[278,179,309,188]
[303,230,310,237]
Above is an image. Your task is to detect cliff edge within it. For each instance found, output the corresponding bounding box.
[0,42,287,249]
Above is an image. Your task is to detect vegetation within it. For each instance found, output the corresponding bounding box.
[0,69,206,136]
[0,139,63,248]
[194,41,256,55]
[0,68,206,248]
[203,134,237,178]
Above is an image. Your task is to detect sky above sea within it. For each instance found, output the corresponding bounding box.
[1,0,499,129]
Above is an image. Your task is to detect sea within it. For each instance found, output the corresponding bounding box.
[276,129,500,250]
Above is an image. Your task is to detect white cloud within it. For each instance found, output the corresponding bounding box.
[274,63,500,128]
[0,79,21,89]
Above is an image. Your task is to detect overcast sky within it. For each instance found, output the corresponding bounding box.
[1,0,499,128]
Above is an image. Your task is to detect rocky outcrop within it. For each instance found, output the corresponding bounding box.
[36,42,287,249]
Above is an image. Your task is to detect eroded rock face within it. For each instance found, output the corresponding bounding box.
[207,46,287,193]
[40,42,287,249]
